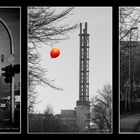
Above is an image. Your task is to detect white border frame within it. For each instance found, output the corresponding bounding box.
[0,6,21,134]
[119,6,140,134]
[27,6,113,134]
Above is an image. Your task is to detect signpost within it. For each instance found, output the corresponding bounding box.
[7,54,15,64]
[7,54,16,122]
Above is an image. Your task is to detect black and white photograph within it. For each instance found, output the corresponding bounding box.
[119,7,140,133]
[0,7,21,133]
[28,7,112,133]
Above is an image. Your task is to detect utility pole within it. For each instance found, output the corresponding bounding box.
[128,27,138,112]
[0,18,15,123]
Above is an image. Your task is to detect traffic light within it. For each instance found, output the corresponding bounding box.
[1,65,13,83]
[1,64,20,83]
[12,64,20,74]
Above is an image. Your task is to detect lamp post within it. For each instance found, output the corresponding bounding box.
[128,27,138,112]
[42,116,45,132]
[0,18,15,123]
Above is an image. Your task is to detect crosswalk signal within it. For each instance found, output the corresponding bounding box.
[5,76,12,83]
[1,65,13,83]
[12,64,20,75]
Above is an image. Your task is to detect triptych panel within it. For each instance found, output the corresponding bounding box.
[0,6,140,135]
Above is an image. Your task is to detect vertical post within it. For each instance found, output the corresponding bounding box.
[42,117,43,132]
[128,27,138,112]
[8,26,15,124]
[11,40,14,124]
[85,22,87,34]
[79,23,82,101]
[128,29,131,112]
[80,23,82,34]
[11,68,15,124]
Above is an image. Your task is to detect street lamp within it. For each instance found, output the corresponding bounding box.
[0,18,15,123]
[128,27,138,112]
[42,116,45,132]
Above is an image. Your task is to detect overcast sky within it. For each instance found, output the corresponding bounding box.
[33,7,112,114]
[0,7,20,86]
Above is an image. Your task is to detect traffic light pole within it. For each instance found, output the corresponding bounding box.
[0,18,15,124]
[11,75,14,123]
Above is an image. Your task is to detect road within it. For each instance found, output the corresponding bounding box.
[0,109,11,132]
[120,113,140,132]
[0,109,20,132]
[0,109,10,121]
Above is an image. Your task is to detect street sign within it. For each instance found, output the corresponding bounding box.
[7,54,15,64]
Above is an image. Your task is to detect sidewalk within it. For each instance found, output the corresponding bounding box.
[120,113,140,132]
[0,119,20,132]
[120,112,139,119]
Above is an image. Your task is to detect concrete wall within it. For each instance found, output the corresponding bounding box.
[60,109,77,130]
[76,104,90,132]
[59,105,90,132]
[61,110,76,115]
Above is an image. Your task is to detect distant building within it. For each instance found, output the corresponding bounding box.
[57,110,77,130]
[57,103,90,132]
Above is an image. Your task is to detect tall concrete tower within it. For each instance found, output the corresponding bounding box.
[76,22,90,131]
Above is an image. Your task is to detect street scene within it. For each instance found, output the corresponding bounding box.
[0,7,20,133]
[120,7,140,133]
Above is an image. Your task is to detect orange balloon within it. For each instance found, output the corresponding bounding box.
[50,48,60,58]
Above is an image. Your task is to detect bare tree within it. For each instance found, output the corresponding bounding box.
[90,84,112,132]
[44,104,54,115]
[119,7,140,41]
[28,7,78,113]
[120,7,140,113]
